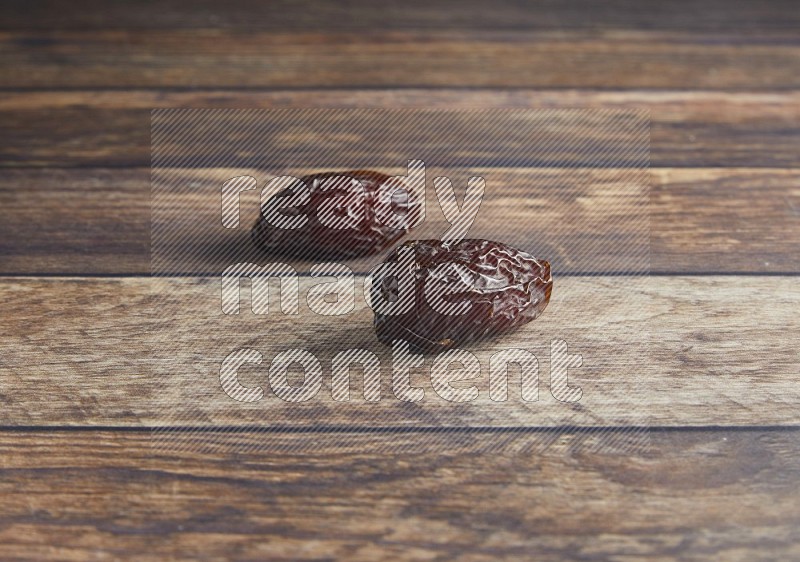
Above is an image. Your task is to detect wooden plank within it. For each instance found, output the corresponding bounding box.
[147,109,651,170]
[650,168,800,273]
[2,91,799,168]
[0,169,149,274]
[0,428,798,561]
[150,165,651,276]
[0,276,797,427]
[6,89,799,113]
[1,168,798,275]
[3,0,800,31]
[2,30,800,90]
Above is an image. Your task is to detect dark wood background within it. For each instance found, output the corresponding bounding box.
[1,1,799,559]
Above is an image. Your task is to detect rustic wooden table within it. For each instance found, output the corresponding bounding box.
[1,1,799,560]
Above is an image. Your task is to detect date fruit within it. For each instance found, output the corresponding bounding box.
[373,239,552,352]
[252,170,421,259]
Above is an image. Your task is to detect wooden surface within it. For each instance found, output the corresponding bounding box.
[2,91,800,168]
[1,1,799,560]
[1,275,798,427]
[3,167,798,274]
[5,29,800,90]
[1,429,799,561]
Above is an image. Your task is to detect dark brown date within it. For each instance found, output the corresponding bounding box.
[373,239,552,352]
[252,170,421,259]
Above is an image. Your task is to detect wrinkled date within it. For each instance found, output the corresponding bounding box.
[373,239,552,352]
[252,170,421,259]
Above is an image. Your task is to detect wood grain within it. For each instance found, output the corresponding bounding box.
[3,0,800,31]
[1,276,797,427]
[2,29,800,90]
[150,166,652,275]
[2,168,797,275]
[2,0,798,557]
[0,428,798,561]
[2,90,799,168]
